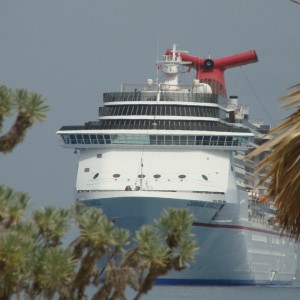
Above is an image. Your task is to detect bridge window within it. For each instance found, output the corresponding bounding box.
[70,134,76,144]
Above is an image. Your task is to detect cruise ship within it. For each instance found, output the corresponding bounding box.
[57,45,298,285]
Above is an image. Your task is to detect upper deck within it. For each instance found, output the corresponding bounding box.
[57,46,262,151]
[103,89,219,104]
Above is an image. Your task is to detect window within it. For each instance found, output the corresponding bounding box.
[202,174,208,181]
[203,136,210,145]
[104,135,111,144]
[173,136,180,145]
[165,136,172,145]
[157,136,164,145]
[219,136,225,146]
[70,134,76,144]
[131,106,138,115]
[84,168,90,173]
[196,136,203,145]
[62,134,70,144]
[83,134,90,144]
[76,134,84,144]
[170,106,176,115]
[180,136,187,145]
[97,154,102,158]
[165,106,171,115]
[90,135,97,144]
[193,107,198,116]
[186,106,191,116]
[211,136,218,145]
[97,135,105,144]
[188,136,195,145]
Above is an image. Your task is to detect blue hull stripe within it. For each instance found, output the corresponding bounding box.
[155,278,292,286]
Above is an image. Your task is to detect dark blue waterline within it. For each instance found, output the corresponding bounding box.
[155,278,292,286]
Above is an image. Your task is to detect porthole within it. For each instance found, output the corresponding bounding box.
[202,174,208,181]
[138,174,146,178]
[153,174,161,179]
[93,173,99,179]
[178,175,186,179]
[113,174,120,178]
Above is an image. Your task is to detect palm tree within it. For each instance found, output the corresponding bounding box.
[105,208,198,300]
[0,85,49,153]
[0,185,31,230]
[134,209,198,299]
[33,206,71,247]
[247,84,300,240]
[69,203,129,300]
[33,247,77,300]
[0,226,35,299]
[0,193,197,299]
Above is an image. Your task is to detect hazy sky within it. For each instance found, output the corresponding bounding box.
[1,0,300,210]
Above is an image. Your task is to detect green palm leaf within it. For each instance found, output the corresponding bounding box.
[0,85,49,153]
[0,185,30,228]
[0,230,35,298]
[34,247,77,298]
[15,89,49,122]
[0,85,13,118]
[247,85,300,239]
[33,206,70,247]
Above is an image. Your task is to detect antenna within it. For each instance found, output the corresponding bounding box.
[156,33,160,83]
[140,158,144,190]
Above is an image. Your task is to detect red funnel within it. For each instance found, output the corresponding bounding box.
[165,49,258,97]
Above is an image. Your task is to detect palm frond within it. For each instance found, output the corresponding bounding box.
[0,85,13,132]
[0,86,49,153]
[247,85,300,240]
[15,89,49,122]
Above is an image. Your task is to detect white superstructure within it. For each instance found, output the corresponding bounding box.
[57,45,298,285]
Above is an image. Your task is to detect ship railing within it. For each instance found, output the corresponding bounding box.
[60,122,251,133]
[120,83,194,92]
[103,91,221,104]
